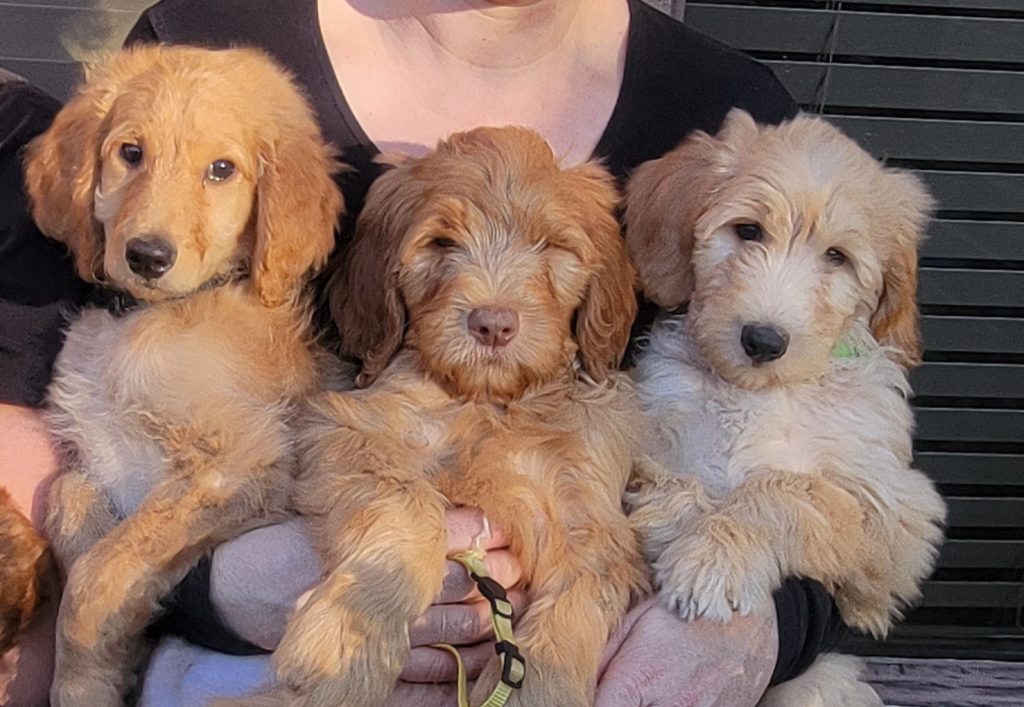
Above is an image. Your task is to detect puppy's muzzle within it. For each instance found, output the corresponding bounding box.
[740,324,789,363]
[126,236,177,280]
[468,307,519,348]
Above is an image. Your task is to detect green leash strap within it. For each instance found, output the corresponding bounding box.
[433,549,526,707]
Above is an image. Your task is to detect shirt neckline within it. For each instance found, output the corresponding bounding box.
[306,0,641,163]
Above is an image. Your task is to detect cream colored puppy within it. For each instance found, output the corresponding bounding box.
[624,109,947,705]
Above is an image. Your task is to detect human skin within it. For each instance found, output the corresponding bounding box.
[210,512,777,705]
[0,403,58,707]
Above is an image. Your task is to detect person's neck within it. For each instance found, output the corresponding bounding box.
[350,0,589,72]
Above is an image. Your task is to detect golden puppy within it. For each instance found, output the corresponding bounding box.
[0,487,48,654]
[240,127,648,707]
[624,110,947,705]
[24,45,342,706]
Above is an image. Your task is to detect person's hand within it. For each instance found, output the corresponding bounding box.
[400,508,526,683]
[595,596,778,707]
[211,508,524,676]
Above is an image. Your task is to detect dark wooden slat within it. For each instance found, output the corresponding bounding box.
[918,452,1023,485]
[828,115,1024,164]
[911,363,1024,398]
[0,59,81,101]
[845,625,1024,661]
[845,0,1024,10]
[922,580,1024,607]
[917,171,1024,215]
[939,540,1024,568]
[922,172,1024,216]
[0,5,134,62]
[947,497,1024,526]
[685,6,835,55]
[922,317,1024,354]
[918,268,1024,308]
[686,6,1024,64]
[770,61,1024,115]
[916,408,1024,443]
[765,62,826,106]
[924,221,1023,262]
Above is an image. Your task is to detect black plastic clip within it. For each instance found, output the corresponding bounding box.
[494,640,526,690]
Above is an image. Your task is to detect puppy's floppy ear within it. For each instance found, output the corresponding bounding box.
[330,161,420,387]
[566,161,637,380]
[870,169,933,369]
[624,109,757,309]
[253,64,343,306]
[24,62,113,282]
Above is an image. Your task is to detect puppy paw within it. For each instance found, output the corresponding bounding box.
[834,587,897,640]
[654,521,778,622]
[50,660,126,707]
[272,588,405,706]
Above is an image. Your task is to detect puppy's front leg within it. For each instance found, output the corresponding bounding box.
[472,496,646,707]
[656,470,865,622]
[52,425,293,707]
[830,468,945,637]
[625,457,714,566]
[257,424,448,707]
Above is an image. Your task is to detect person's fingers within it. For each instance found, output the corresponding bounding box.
[400,642,495,683]
[445,507,510,553]
[384,679,459,705]
[435,550,522,604]
[410,589,528,647]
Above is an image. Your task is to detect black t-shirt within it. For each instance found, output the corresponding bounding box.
[0,0,841,685]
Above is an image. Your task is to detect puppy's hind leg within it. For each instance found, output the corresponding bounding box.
[51,422,294,707]
[473,496,648,707]
[758,654,882,707]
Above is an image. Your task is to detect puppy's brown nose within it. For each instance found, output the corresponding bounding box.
[468,308,519,348]
[741,324,789,363]
[126,236,176,280]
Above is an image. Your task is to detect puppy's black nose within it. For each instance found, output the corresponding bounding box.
[126,236,176,280]
[741,324,789,363]
[468,308,519,348]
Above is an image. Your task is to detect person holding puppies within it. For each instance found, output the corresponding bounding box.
[1,1,849,704]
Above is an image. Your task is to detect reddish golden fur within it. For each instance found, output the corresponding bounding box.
[245,127,648,707]
[0,488,48,653]
[24,45,342,706]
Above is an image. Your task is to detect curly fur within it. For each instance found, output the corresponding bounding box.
[624,110,947,706]
[0,487,49,654]
[232,127,648,707]
[24,45,343,706]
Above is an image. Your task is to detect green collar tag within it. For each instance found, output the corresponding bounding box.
[832,340,860,359]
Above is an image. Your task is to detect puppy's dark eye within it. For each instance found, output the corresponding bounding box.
[430,236,458,250]
[207,160,236,182]
[735,223,763,242]
[120,143,143,167]
[825,247,847,267]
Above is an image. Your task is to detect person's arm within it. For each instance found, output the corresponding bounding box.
[0,404,60,706]
[0,74,90,706]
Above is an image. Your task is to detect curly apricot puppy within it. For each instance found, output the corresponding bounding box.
[0,487,48,654]
[24,45,342,706]
[238,127,648,707]
[624,110,947,706]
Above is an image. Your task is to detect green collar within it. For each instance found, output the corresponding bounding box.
[832,340,861,359]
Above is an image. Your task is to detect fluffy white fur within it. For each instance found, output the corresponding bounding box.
[624,110,947,706]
